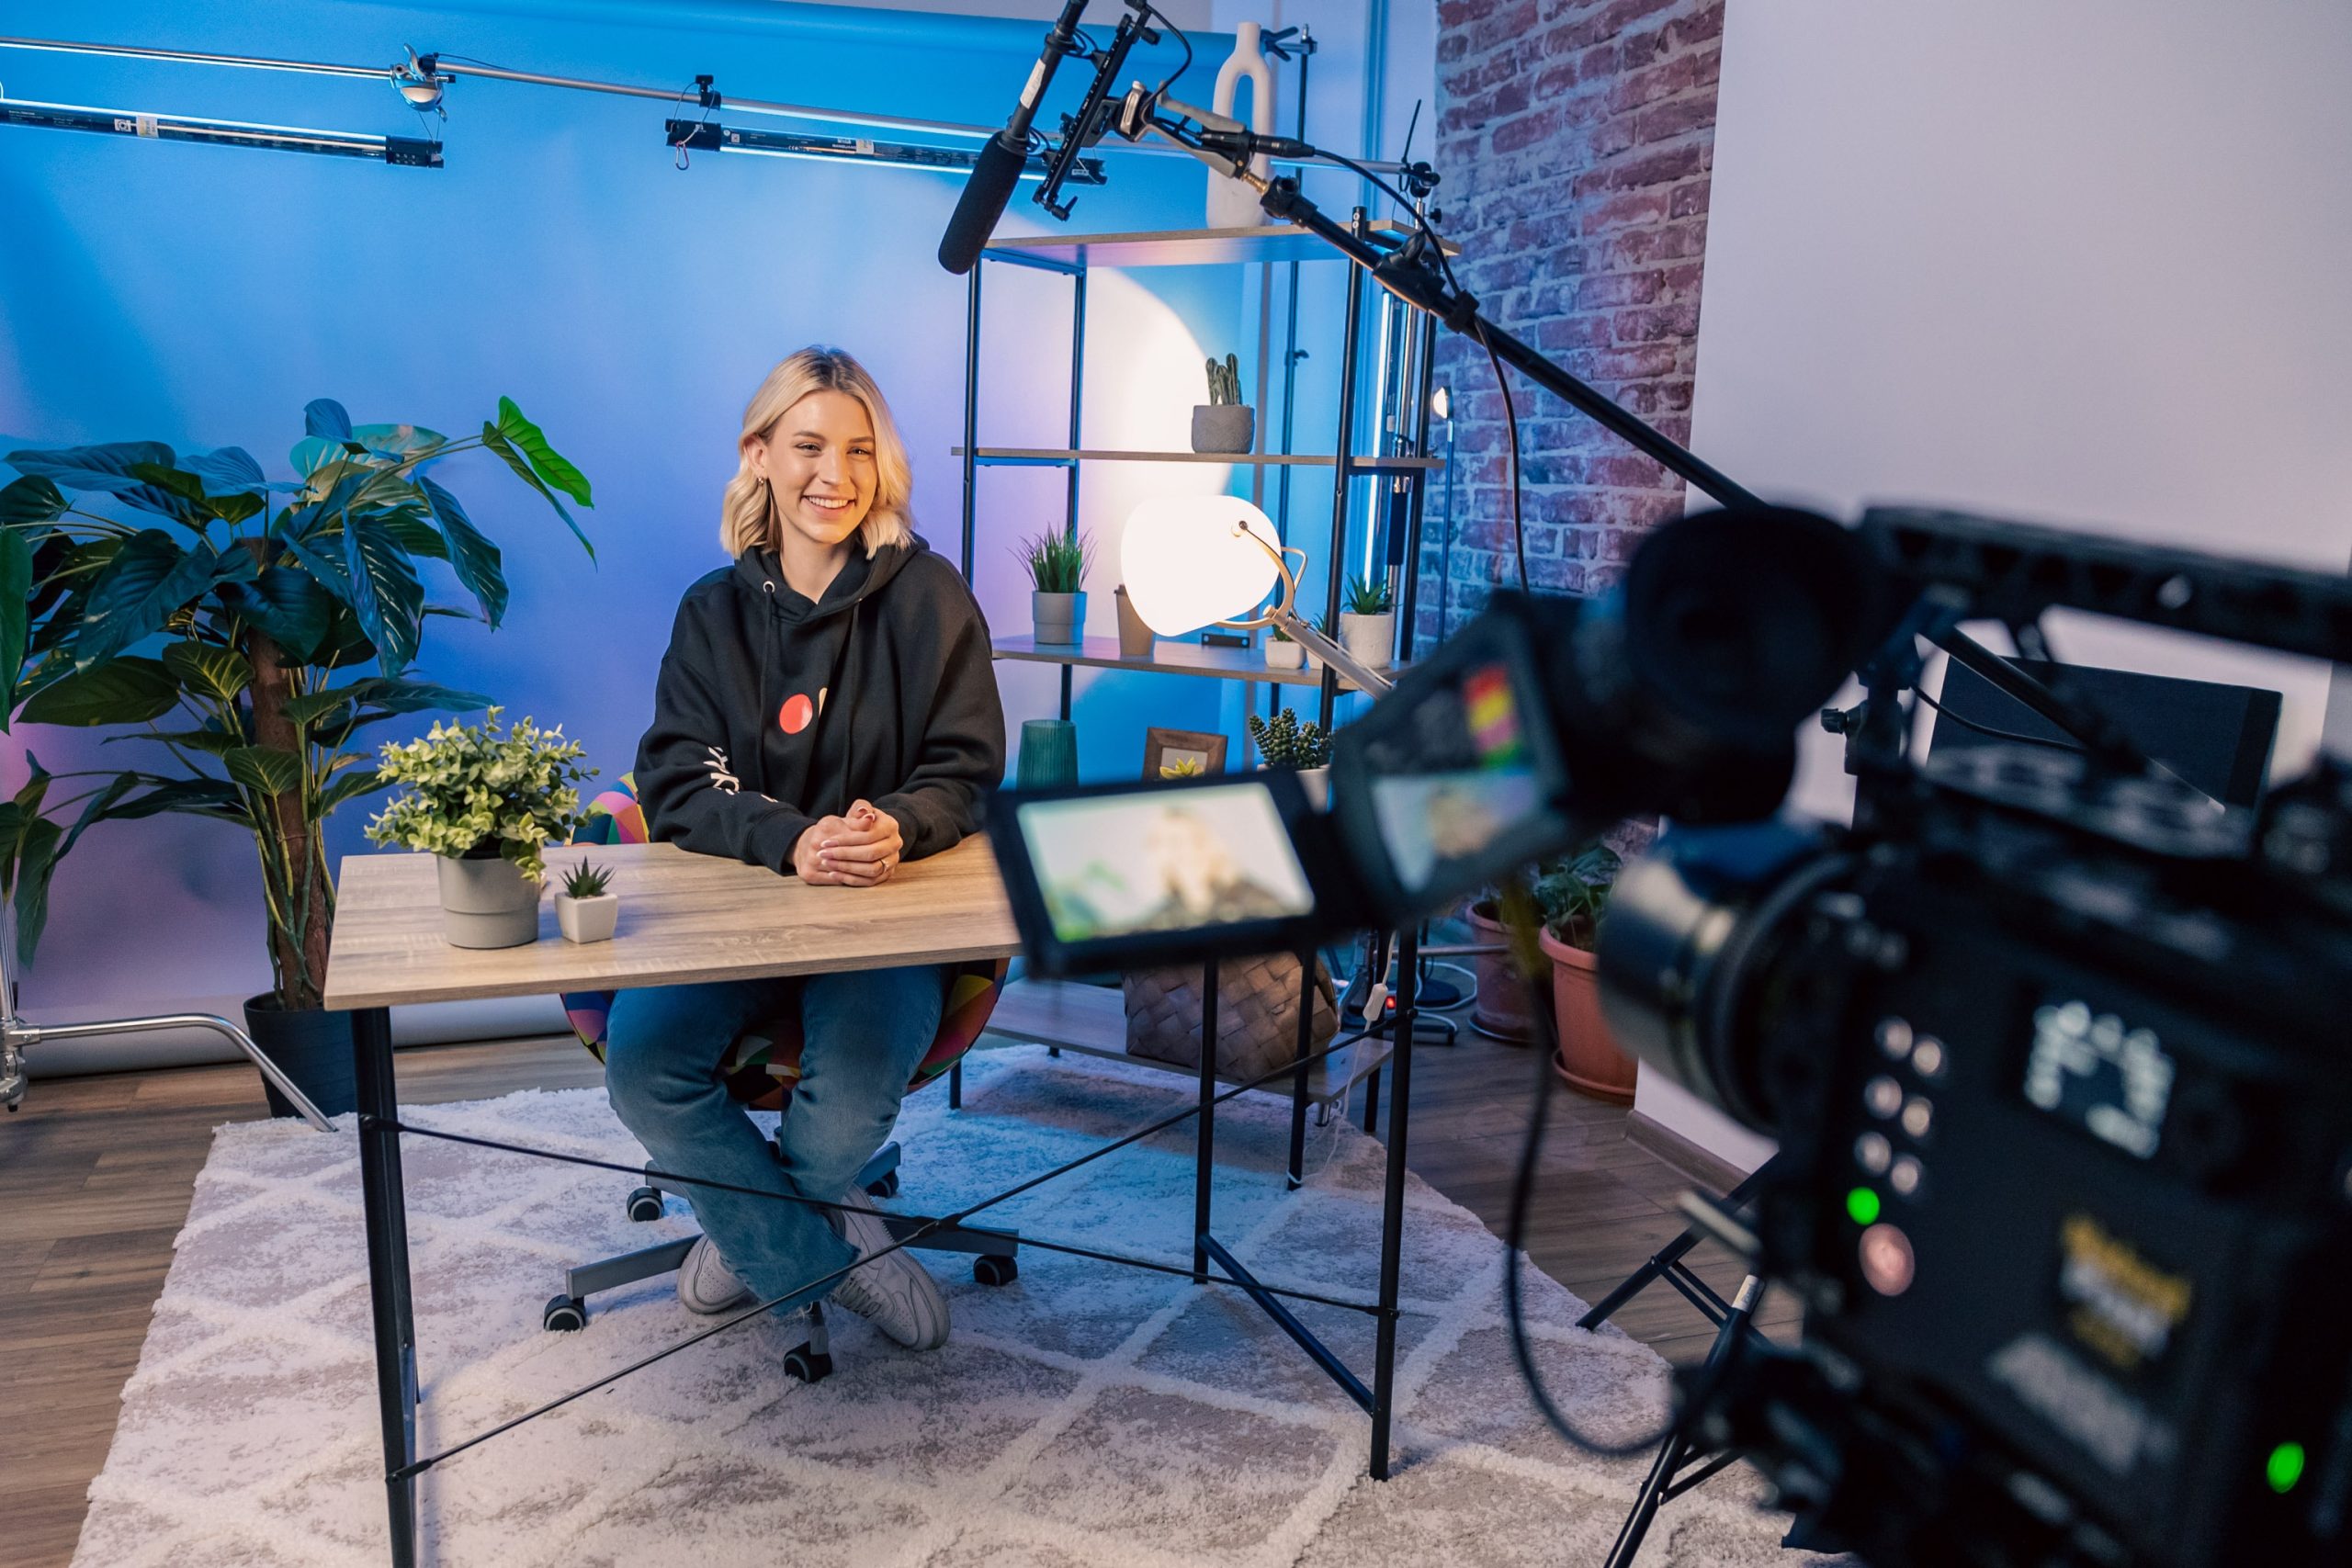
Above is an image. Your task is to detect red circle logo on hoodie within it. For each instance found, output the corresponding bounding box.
[777,693,815,735]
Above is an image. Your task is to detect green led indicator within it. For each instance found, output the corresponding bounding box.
[1846,1187,1883,1225]
[2267,1443,2306,1495]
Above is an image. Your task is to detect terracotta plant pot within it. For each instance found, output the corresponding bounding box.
[1540,924,1637,1102]
[1464,899,1539,1044]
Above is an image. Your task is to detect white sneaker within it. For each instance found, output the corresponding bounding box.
[677,1234,752,1314]
[827,1186,950,1350]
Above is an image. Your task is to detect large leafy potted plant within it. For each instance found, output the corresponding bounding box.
[0,397,594,1115]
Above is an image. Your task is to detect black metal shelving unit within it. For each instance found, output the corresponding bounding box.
[956,219,1442,734]
[955,218,1444,1483]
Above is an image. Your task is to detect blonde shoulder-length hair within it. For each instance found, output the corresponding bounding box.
[720,346,915,559]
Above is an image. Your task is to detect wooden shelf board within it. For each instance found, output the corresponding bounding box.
[955,446,1442,471]
[985,977,1391,1105]
[981,220,1448,269]
[991,634,1384,690]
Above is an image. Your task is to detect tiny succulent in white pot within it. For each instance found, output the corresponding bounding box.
[555,859,618,944]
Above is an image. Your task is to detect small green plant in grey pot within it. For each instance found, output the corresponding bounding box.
[1192,353,1254,454]
[1340,574,1396,669]
[1019,528,1092,646]
[555,859,618,944]
[366,708,594,948]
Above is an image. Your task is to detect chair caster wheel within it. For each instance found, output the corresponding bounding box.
[626,1186,664,1223]
[974,1254,1019,1287]
[865,1171,900,1200]
[783,1344,834,1382]
[543,1294,587,1332]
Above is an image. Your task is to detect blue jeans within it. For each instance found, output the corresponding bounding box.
[603,964,951,1314]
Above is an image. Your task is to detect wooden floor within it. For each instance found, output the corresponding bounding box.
[0,1010,1781,1568]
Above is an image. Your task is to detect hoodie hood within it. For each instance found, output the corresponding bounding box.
[732,534,924,624]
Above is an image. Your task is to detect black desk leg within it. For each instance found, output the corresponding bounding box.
[354,1005,419,1566]
[1286,948,1312,1190]
[1193,959,1218,1284]
[1369,930,1418,1480]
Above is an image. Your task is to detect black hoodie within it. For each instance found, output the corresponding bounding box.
[633,535,1005,874]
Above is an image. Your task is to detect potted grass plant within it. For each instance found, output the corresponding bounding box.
[1534,843,1634,1100]
[1263,619,1305,670]
[1192,352,1254,454]
[366,709,594,948]
[1019,528,1091,646]
[0,396,593,1116]
[1340,574,1396,670]
[555,859,618,944]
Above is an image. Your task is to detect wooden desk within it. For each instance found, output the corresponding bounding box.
[321,834,1423,1568]
[324,837,1020,1010]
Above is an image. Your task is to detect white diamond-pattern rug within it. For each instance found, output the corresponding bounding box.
[75,1044,1823,1567]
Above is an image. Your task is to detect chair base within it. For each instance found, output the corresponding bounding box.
[548,1141,1021,1337]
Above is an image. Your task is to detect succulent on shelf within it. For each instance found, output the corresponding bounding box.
[1016,528,1092,593]
[1247,706,1333,771]
[561,860,614,900]
[1344,574,1394,615]
[1267,621,1295,642]
[1204,353,1243,407]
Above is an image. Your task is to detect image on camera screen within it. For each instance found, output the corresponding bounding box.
[1014,783,1317,943]
[1360,660,1548,897]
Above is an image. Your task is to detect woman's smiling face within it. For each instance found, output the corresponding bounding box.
[747,389,877,553]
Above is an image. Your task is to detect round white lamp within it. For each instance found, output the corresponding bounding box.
[1118,492,1392,694]
[1118,494,1295,636]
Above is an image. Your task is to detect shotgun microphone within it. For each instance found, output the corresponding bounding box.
[938,0,1092,274]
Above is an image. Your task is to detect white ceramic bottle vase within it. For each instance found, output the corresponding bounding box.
[1206,21,1276,229]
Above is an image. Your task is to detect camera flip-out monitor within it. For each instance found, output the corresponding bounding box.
[988,769,1371,975]
[989,597,1584,972]
[1325,596,1579,920]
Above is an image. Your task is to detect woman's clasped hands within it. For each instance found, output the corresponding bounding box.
[792,799,904,886]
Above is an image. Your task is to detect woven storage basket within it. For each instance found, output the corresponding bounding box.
[1122,953,1339,1080]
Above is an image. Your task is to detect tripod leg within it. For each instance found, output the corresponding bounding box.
[1602,1276,1763,1568]
[1576,1156,1777,1331]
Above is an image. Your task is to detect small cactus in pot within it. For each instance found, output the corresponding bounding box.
[1192,351,1255,454]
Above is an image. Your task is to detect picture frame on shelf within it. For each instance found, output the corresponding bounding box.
[1142,727,1228,780]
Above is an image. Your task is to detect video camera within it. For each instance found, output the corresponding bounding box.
[988,503,2352,1568]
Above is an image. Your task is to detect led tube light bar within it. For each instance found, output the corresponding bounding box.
[665,120,1103,185]
[0,96,439,164]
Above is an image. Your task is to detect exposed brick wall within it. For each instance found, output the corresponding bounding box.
[1417,0,1724,644]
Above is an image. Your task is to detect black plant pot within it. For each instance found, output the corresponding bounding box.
[243,994,359,1121]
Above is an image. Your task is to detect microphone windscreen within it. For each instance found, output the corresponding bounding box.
[939,135,1028,275]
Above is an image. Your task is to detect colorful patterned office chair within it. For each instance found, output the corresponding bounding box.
[543,779,1016,1380]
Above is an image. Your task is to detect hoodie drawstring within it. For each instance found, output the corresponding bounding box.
[756,579,776,796]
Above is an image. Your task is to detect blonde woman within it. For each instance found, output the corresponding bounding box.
[605,346,1003,1352]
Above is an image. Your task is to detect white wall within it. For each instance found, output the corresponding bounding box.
[1638,0,2352,1168]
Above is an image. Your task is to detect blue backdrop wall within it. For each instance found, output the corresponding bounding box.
[1,0,1342,1049]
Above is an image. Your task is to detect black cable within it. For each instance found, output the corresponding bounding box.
[1913,687,2082,751]
[1497,887,1751,1459]
[1141,2,1192,102]
[1300,146,1527,593]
